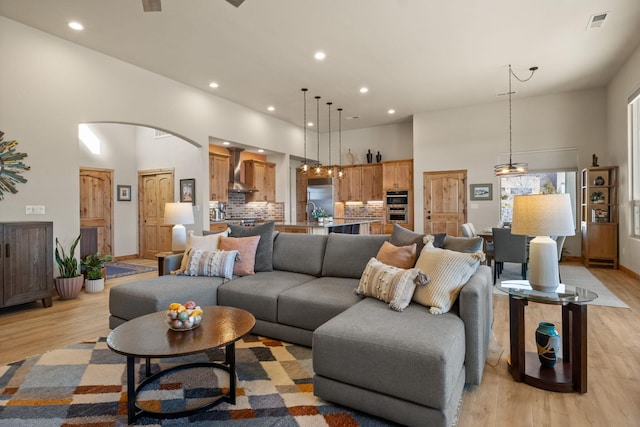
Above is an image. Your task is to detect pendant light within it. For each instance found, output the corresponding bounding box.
[337,108,344,179]
[326,101,333,177]
[300,88,309,174]
[314,96,322,176]
[494,64,538,176]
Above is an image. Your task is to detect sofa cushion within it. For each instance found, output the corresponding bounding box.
[273,233,328,276]
[313,297,466,411]
[375,241,417,269]
[442,235,483,253]
[355,257,428,312]
[277,276,361,330]
[176,229,228,273]
[228,221,275,272]
[219,235,260,276]
[217,271,316,322]
[109,275,224,322]
[180,249,237,279]
[321,234,389,278]
[413,237,484,314]
[389,224,446,256]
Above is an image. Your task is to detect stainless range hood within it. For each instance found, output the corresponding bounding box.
[227,147,257,193]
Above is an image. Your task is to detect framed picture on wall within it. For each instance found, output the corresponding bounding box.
[117,185,131,201]
[470,183,492,201]
[180,179,195,204]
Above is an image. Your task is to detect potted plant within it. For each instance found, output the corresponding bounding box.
[81,252,113,293]
[54,234,83,300]
[590,191,605,203]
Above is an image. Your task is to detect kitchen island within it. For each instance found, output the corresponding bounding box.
[274,219,382,235]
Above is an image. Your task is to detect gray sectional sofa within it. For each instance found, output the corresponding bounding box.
[109,230,493,427]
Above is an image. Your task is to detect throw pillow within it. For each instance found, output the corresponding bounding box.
[228,221,275,272]
[355,257,429,312]
[376,241,417,269]
[219,235,261,276]
[181,249,238,280]
[177,229,229,273]
[442,235,483,253]
[413,235,485,314]
[389,224,446,256]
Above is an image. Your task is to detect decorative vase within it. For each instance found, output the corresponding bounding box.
[85,277,105,293]
[54,276,84,300]
[535,322,560,368]
[376,151,382,162]
[366,149,373,163]
[346,149,354,165]
[594,176,605,186]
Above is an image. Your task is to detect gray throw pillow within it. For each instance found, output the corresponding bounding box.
[389,224,446,254]
[442,235,483,253]
[228,221,276,272]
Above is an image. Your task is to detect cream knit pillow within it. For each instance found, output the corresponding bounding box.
[413,235,484,314]
[175,229,229,273]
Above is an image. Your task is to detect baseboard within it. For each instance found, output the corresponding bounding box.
[112,254,140,261]
[619,264,640,281]
[562,255,581,263]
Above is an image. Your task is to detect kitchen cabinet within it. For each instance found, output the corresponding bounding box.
[339,166,362,202]
[296,169,308,222]
[581,166,618,268]
[361,164,383,201]
[209,152,229,202]
[383,159,413,190]
[244,159,276,202]
[1,222,54,309]
[209,222,229,233]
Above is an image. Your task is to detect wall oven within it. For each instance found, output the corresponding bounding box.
[385,190,409,223]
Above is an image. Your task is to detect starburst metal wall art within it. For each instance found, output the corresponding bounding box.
[0,131,30,200]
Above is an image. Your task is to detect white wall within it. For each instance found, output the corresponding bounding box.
[412,88,607,257]
[0,17,303,258]
[607,42,640,275]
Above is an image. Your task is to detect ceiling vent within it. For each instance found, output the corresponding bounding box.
[587,13,608,29]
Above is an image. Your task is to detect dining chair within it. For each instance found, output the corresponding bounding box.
[461,223,474,237]
[462,223,494,267]
[492,227,528,284]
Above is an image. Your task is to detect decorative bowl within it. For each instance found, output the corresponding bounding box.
[166,302,203,331]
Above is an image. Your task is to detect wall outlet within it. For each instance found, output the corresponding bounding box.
[26,205,45,214]
[470,203,479,209]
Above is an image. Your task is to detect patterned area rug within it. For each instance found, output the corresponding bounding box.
[106,262,157,279]
[0,335,399,426]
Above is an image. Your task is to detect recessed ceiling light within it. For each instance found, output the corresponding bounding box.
[307,122,314,127]
[258,149,264,153]
[359,87,369,94]
[222,141,230,146]
[68,21,84,31]
[314,51,326,61]
[388,109,396,114]
[209,82,219,89]
[267,106,275,112]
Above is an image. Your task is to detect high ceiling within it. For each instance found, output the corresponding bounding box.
[2,0,640,132]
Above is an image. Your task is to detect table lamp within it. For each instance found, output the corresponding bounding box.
[511,194,575,292]
[164,202,194,251]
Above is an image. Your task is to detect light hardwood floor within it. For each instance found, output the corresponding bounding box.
[1,260,639,426]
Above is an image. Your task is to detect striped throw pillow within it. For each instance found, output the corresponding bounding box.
[181,249,238,280]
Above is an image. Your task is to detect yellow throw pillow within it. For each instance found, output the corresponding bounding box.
[355,257,429,312]
[219,235,261,276]
[413,236,484,314]
[376,241,417,269]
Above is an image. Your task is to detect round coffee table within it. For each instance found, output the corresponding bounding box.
[107,306,255,423]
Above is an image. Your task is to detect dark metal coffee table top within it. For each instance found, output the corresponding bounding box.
[107,306,255,359]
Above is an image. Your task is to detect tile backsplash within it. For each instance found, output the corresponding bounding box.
[344,201,384,219]
[226,192,284,221]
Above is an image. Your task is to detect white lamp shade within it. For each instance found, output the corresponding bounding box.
[511,194,575,237]
[164,202,194,226]
[511,193,575,293]
[164,202,194,252]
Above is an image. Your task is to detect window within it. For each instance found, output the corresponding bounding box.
[629,91,640,238]
[500,171,577,227]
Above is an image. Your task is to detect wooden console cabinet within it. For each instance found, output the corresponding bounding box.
[0,222,54,309]
[581,166,618,268]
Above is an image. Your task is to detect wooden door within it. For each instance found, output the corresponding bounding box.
[79,168,113,258]
[138,169,174,259]
[209,153,229,202]
[423,170,466,236]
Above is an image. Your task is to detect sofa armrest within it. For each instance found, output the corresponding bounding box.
[458,264,493,385]
[161,254,184,275]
